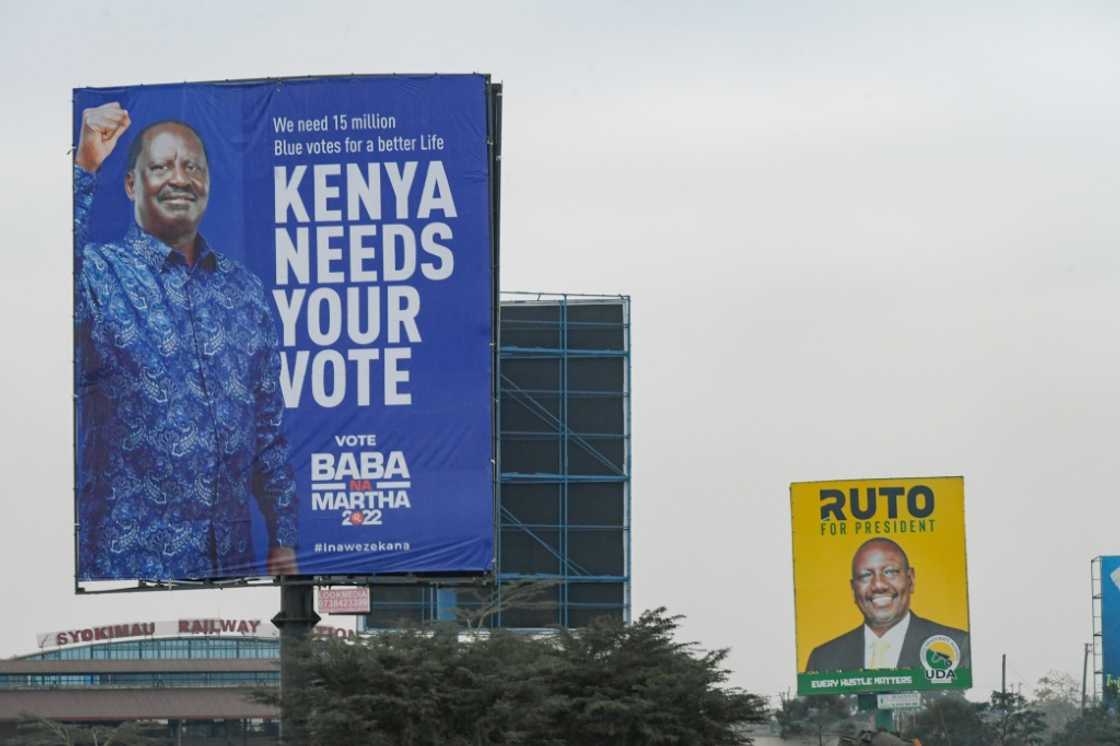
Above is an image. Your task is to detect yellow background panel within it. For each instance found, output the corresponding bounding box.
[790,476,970,672]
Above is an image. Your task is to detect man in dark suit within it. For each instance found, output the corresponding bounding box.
[806,537,969,673]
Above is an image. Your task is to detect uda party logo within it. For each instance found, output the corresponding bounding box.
[920,635,961,684]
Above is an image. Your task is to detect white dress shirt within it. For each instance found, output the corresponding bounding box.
[863,612,911,669]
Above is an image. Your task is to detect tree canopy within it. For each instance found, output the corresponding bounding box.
[268,607,767,745]
[1046,705,1120,745]
[774,693,855,744]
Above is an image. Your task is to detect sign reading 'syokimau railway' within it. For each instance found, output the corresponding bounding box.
[36,618,357,649]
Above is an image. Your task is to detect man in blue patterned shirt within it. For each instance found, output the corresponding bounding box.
[74,102,298,580]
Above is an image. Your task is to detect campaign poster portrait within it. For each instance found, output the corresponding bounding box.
[1100,556,1120,703]
[72,75,496,583]
[790,476,972,695]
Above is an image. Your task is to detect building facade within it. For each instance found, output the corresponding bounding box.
[0,619,353,743]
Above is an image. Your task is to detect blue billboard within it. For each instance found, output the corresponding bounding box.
[1103,556,1120,702]
[73,75,496,581]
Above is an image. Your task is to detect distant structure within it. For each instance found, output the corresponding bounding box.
[0,618,350,739]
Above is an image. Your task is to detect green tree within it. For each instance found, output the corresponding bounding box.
[774,694,854,744]
[541,609,766,745]
[1031,671,1080,737]
[910,694,989,746]
[909,691,1047,746]
[1046,706,1120,745]
[267,607,766,745]
[988,690,1047,746]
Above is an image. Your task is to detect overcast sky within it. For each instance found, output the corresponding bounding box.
[1,0,1118,704]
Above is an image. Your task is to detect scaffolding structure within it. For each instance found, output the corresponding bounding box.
[494,292,631,627]
[1093,556,1103,704]
[361,292,631,629]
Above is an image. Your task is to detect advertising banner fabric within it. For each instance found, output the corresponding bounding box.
[791,476,971,695]
[73,75,495,582]
[1100,556,1120,702]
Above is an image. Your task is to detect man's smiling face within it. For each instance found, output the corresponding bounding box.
[126,123,209,248]
[850,540,914,634]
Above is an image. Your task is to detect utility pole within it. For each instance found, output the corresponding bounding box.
[1082,642,1092,711]
[1002,653,1007,698]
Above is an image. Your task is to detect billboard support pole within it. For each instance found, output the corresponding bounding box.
[272,576,320,744]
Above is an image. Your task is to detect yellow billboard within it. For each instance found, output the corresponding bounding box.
[791,476,971,695]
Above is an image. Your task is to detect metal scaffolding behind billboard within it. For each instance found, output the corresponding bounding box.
[1093,556,1103,704]
[496,292,631,627]
[361,292,631,629]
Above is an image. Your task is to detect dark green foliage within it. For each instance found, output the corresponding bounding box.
[909,691,1047,746]
[987,691,1047,746]
[774,694,854,744]
[543,608,766,745]
[901,681,1120,746]
[910,694,990,746]
[266,607,766,745]
[1046,706,1120,745]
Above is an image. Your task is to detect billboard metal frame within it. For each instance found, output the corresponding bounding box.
[1093,555,1104,704]
[494,291,631,627]
[73,75,503,595]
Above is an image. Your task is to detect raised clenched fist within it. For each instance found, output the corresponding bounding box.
[75,102,131,173]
